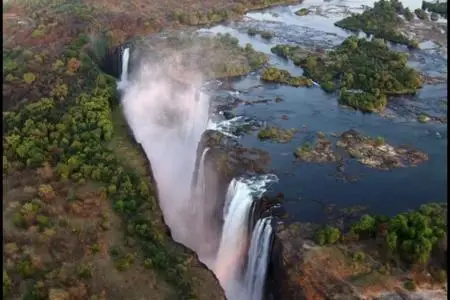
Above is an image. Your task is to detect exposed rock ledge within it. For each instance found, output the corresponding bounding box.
[267,222,447,300]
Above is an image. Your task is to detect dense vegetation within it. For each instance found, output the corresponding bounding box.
[2,29,203,298]
[315,203,447,280]
[271,36,422,112]
[246,28,274,40]
[295,8,310,16]
[270,44,318,66]
[3,84,197,300]
[257,126,296,143]
[334,0,419,48]
[3,34,97,110]
[422,0,447,18]
[296,36,421,112]
[414,8,429,21]
[261,67,313,87]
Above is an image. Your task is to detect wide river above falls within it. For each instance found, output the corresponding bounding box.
[197,0,448,223]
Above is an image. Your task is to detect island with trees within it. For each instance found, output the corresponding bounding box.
[422,0,447,18]
[334,0,419,48]
[269,36,422,112]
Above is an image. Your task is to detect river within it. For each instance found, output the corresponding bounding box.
[197,0,447,223]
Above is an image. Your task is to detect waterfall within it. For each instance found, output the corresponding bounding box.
[245,217,273,300]
[119,46,278,300]
[192,147,210,226]
[215,179,254,295]
[121,47,130,82]
[118,47,130,91]
[121,54,211,249]
[215,175,278,299]
[193,147,209,192]
[223,178,237,219]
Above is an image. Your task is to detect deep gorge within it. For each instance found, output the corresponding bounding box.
[116,44,281,299]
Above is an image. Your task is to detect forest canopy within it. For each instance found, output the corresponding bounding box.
[334,0,419,48]
[270,36,422,112]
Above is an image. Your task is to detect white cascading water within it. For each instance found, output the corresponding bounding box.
[194,147,210,197]
[215,175,277,299]
[215,179,255,294]
[191,147,212,252]
[119,47,277,300]
[120,48,212,246]
[223,178,238,219]
[117,47,130,91]
[121,48,130,82]
[245,217,273,300]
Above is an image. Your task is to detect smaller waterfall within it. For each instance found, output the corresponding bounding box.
[193,147,210,191]
[245,217,273,300]
[193,147,210,217]
[223,178,238,219]
[215,179,254,292]
[121,47,130,82]
[118,47,130,90]
[215,175,278,299]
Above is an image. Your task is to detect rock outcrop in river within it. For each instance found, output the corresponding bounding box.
[337,130,429,170]
[294,130,429,170]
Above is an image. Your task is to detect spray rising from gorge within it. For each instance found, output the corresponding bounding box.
[118,44,277,300]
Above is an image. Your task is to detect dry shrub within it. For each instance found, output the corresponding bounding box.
[37,162,54,180]
[38,184,56,202]
[67,58,81,73]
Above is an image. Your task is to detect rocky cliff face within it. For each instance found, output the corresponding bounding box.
[265,222,354,300]
[266,222,447,300]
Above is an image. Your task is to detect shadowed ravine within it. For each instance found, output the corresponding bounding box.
[118,47,278,300]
